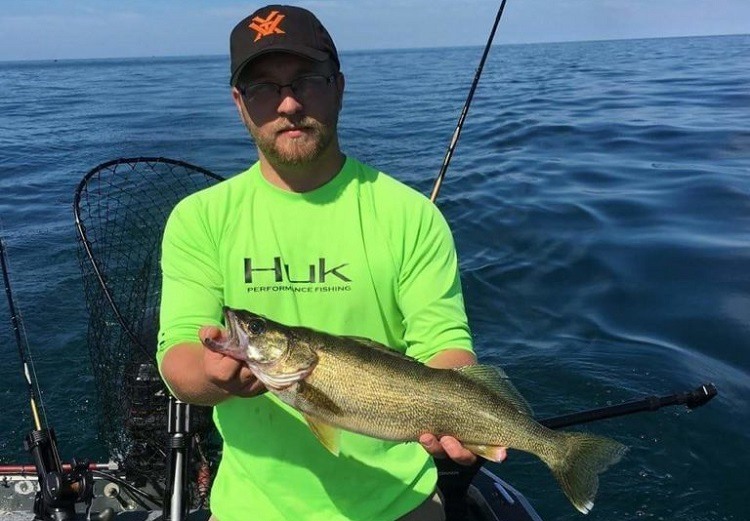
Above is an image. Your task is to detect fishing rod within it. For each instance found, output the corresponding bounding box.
[0,234,110,521]
[0,235,46,432]
[430,0,509,202]
[539,382,718,430]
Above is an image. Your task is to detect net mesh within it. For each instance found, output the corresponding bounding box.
[73,158,224,497]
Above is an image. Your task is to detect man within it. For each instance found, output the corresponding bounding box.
[157,5,505,520]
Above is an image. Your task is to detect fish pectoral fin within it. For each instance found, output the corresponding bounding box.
[303,414,341,456]
[456,365,534,416]
[463,443,507,463]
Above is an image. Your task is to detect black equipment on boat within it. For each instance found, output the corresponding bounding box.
[1,236,111,521]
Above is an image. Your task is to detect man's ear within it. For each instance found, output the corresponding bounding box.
[231,87,244,114]
[335,72,345,110]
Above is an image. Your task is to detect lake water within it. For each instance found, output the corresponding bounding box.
[1,34,748,520]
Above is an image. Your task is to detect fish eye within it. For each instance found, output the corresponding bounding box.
[248,319,266,336]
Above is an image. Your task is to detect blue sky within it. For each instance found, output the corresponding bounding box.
[1,0,748,61]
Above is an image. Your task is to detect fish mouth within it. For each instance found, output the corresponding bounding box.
[203,308,249,362]
[208,307,318,390]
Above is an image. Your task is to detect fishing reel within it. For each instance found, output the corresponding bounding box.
[25,428,114,521]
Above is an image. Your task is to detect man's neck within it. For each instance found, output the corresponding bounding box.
[258,147,346,193]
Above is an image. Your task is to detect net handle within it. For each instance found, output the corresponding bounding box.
[73,157,224,350]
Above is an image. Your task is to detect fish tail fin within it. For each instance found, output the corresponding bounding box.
[543,432,627,514]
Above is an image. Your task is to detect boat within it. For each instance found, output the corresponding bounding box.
[0,458,542,521]
[0,157,715,521]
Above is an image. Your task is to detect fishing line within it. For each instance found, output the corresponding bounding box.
[0,228,49,431]
[430,0,509,202]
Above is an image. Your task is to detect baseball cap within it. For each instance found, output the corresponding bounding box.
[229,5,340,86]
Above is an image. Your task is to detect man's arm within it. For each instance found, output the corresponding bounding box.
[425,348,476,369]
[160,326,266,406]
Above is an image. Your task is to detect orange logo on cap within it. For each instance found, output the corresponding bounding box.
[249,11,286,42]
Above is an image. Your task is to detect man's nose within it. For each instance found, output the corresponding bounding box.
[277,87,304,115]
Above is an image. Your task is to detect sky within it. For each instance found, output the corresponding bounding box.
[0,0,749,61]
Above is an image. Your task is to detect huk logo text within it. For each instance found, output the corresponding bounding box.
[244,257,351,284]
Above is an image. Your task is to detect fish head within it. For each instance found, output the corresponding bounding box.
[206,307,318,390]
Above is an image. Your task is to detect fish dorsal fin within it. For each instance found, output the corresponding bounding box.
[344,336,384,349]
[457,365,534,416]
[343,336,413,360]
[303,414,341,457]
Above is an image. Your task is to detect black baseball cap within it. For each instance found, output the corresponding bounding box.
[229,5,340,86]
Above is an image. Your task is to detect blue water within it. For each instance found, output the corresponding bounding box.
[1,35,749,520]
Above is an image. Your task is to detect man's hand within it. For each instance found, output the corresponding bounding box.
[160,327,267,406]
[418,434,507,466]
[200,325,267,398]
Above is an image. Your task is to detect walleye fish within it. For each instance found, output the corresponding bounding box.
[206,307,627,514]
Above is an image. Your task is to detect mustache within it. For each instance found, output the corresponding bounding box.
[274,118,321,133]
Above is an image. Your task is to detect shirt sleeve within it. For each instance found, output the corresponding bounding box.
[398,201,473,362]
[156,196,224,369]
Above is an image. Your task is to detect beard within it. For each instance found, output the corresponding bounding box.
[246,115,337,167]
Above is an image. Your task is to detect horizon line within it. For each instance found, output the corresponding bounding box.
[0,32,746,64]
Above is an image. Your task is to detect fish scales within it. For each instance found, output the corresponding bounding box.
[282,330,544,449]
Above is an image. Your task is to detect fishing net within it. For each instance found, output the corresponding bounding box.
[73,157,224,499]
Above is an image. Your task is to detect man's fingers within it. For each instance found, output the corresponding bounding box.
[419,434,480,466]
[199,330,266,397]
[235,372,267,397]
[199,326,236,379]
[439,436,477,466]
[199,325,224,344]
[418,433,445,458]
[203,346,242,382]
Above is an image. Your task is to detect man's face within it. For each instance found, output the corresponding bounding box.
[232,53,344,167]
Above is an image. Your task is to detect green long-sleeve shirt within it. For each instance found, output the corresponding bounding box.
[158,156,472,521]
